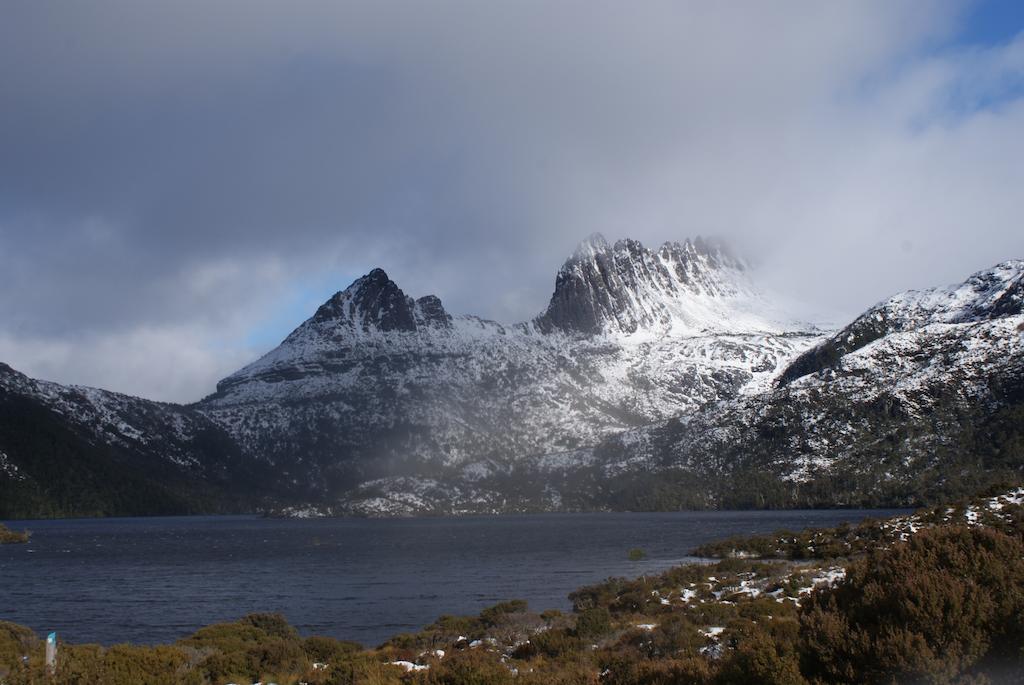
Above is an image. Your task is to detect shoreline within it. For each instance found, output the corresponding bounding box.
[2,503,913,524]
[2,488,1021,683]
[2,508,897,649]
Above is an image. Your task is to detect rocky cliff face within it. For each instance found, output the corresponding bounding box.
[534,234,765,336]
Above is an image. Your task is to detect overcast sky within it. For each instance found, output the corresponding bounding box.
[2,0,1023,402]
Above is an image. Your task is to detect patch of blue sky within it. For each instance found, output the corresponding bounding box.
[958,0,1024,47]
[932,0,1024,114]
[943,2,1024,114]
[244,274,353,350]
[837,0,1024,132]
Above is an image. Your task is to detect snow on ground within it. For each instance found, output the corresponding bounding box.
[389,660,429,672]
[885,487,1024,540]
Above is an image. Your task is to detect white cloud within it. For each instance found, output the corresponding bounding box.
[0,327,256,403]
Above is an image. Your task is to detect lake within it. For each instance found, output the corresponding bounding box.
[0,509,903,647]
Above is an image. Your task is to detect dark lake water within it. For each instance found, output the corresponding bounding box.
[0,510,903,647]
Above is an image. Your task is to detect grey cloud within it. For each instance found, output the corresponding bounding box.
[1,0,1022,401]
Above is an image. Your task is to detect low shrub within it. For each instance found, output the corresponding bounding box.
[717,628,806,685]
[418,649,514,685]
[480,600,528,626]
[800,526,1024,684]
[0,523,30,544]
[575,607,613,639]
[598,652,714,685]
[514,628,581,659]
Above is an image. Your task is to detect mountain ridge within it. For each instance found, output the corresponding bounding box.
[196,234,817,506]
[1,237,1020,518]
[779,259,1024,386]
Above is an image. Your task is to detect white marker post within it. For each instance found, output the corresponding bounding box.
[45,632,57,673]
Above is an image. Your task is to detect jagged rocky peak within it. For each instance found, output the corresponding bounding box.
[413,295,453,329]
[311,268,451,333]
[535,233,754,336]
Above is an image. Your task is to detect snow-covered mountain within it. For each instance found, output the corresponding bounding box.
[0,363,274,518]
[552,260,1024,511]
[3,236,1019,518]
[195,235,820,504]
